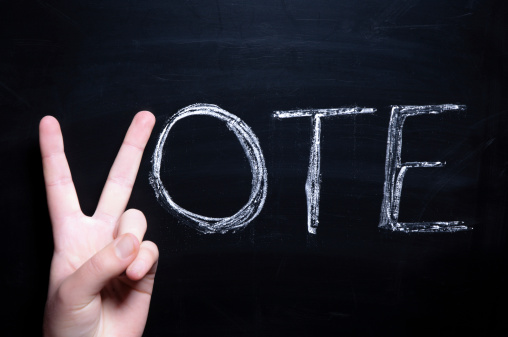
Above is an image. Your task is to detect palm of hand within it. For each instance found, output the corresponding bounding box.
[52,217,150,336]
[42,112,158,337]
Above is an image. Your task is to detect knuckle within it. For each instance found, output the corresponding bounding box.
[46,174,73,187]
[143,241,159,260]
[122,140,144,152]
[125,208,145,220]
[54,282,69,306]
[123,209,147,231]
[107,174,134,189]
[55,280,76,307]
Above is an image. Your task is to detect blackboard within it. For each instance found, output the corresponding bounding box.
[1,0,507,336]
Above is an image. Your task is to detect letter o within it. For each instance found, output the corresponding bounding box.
[150,103,268,234]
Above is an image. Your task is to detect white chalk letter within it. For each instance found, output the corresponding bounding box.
[151,103,268,234]
[273,107,376,234]
[379,104,470,233]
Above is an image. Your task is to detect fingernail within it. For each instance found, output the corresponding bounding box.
[115,235,136,259]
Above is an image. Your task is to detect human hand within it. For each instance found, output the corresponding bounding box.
[41,111,159,337]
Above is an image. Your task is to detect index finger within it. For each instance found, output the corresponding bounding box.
[93,111,155,224]
[39,116,82,224]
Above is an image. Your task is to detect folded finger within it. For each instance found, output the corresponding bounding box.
[115,209,147,243]
[58,233,140,306]
[126,240,159,281]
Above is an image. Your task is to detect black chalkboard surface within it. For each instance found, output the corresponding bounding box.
[1,0,507,336]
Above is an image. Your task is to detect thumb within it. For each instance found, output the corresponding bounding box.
[59,234,140,307]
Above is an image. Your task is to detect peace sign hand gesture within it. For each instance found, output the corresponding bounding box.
[41,111,159,337]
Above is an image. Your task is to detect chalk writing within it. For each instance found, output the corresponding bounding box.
[150,103,267,234]
[151,103,470,235]
[273,108,376,234]
[379,104,470,232]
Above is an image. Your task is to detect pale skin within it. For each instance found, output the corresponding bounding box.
[41,111,159,337]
